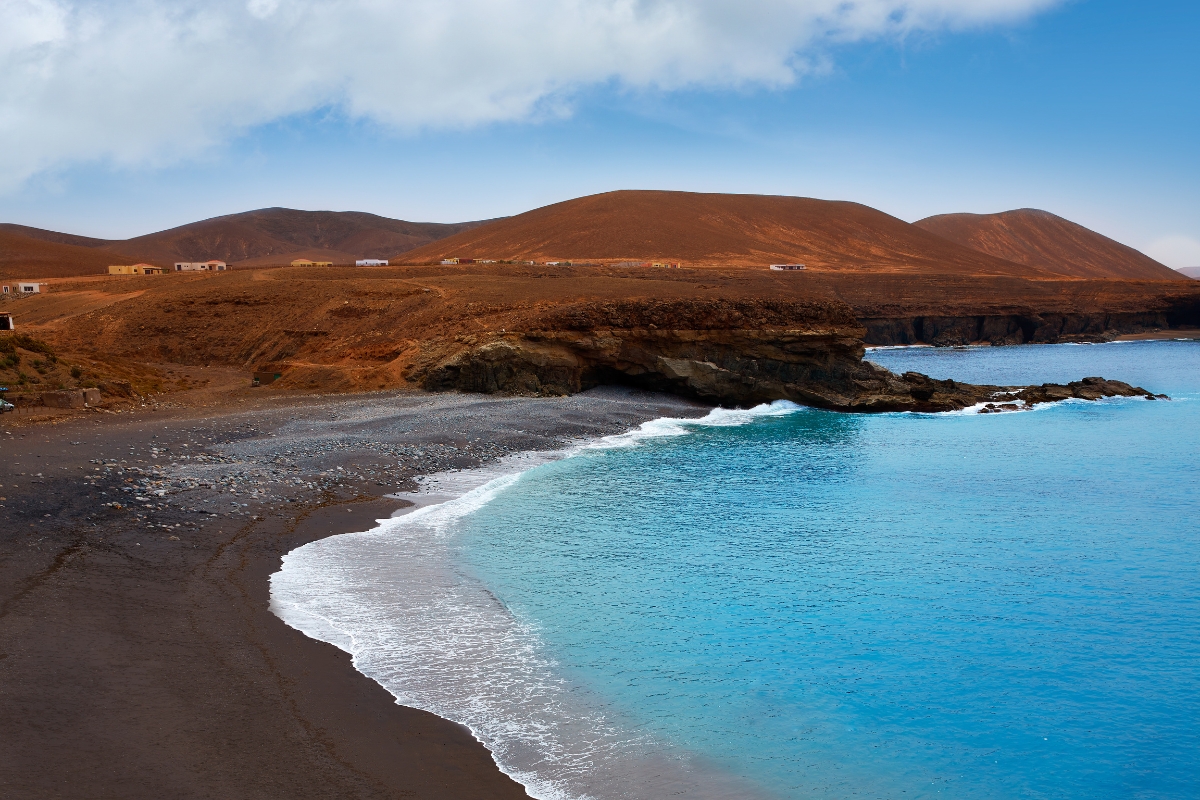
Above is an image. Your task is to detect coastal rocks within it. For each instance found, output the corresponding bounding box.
[901,374,1163,413]
[860,310,1188,346]
[413,300,1164,413]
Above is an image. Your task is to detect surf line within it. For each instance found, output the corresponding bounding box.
[268,399,803,800]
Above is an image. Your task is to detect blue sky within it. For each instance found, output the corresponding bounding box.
[2,0,1197,266]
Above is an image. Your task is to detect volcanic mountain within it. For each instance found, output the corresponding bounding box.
[398,190,1055,277]
[914,209,1181,281]
[1177,267,1200,279]
[1,208,491,278]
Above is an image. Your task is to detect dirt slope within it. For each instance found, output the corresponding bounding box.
[399,190,1053,276]
[0,229,128,280]
[914,209,1182,280]
[1,209,492,277]
[7,264,1196,400]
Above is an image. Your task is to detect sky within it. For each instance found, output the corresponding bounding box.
[2,0,1198,267]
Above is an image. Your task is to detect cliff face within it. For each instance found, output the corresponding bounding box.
[862,311,1181,346]
[414,301,1159,412]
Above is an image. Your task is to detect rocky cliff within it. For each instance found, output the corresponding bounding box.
[414,300,1160,412]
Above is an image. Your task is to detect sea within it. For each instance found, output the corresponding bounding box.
[271,340,1200,800]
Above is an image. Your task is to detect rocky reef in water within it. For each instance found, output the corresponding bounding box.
[413,300,1162,412]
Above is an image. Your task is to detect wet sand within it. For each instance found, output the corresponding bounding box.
[0,387,707,799]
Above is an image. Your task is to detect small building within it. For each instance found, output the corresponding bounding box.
[440,258,460,265]
[108,264,163,275]
[290,259,332,267]
[356,259,388,266]
[253,371,282,386]
[0,313,13,331]
[16,282,42,294]
[769,264,806,271]
[175,261,229,272]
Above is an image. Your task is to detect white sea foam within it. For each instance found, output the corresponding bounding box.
[270,405,785,800]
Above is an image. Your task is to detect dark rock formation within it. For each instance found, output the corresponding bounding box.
[860,293,1200,346]
[412,301,1163,412]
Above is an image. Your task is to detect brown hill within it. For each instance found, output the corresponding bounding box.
[103,208,494,265]
[0,229,129,280]
[398,190,1056,277]
[914,209,1182,281]
[1,209,492,278]
[0,223,110,249]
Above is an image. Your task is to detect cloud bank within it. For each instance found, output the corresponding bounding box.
[1,0,1060,188]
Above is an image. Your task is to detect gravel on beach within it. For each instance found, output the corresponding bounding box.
[0,386,707,800]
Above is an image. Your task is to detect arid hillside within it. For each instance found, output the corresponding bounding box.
[1,209,491,278]
[1178,267,1200,279]
[4,264,1197,404]
[1,229,126,281]
[400,190,1054,276]
[914,209,1181,281]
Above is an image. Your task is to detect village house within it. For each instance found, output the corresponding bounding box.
[16,282,43,294]
[355,259,388,266]
[108,264,163,275]
[174,261,229,272]
[290,259,333,267]
[769,264,806,271]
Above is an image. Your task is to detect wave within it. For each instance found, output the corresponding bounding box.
[269,404,785,800]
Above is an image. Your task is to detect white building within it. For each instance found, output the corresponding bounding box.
[16,282,43,294]
[769,264,806,271]
[356,259,388,266]
[175,261,229,272]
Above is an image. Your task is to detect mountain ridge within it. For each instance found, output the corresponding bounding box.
[1,208,494,278]
[913,208,1180,281]
[397,190,1054,277]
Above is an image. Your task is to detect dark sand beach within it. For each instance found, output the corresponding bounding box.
[0,387,706,799]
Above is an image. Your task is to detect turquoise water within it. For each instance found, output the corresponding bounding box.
[452,341,1200,799]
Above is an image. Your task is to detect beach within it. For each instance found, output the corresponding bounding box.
[0,387,707,799]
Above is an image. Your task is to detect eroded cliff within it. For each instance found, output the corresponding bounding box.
[413,300,1160,412]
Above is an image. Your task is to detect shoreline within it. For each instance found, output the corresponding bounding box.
[0,387,708,798]
[271,401,802,800]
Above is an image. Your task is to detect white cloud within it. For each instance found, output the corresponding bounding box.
[1145,235,1200,269]
[0,0,1061,189]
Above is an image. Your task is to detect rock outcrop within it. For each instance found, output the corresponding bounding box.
[413,300,1162,412]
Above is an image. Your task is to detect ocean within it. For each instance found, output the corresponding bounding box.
[272,340,1200,800]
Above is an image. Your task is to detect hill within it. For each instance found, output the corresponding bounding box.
[1,209,491,278]
[102,208,494,266]
[1177,267,1200,279]
[914,209,1182,281]
[0,229,129,280]
[398,190,1054,277]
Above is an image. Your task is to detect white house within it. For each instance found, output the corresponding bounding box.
[769,264,806,271]
[175,261,229,272]
[355,259,388,266]
[16,282,43,294]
